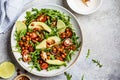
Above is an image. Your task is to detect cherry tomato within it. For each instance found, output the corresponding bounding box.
[30,32,37,39]
[41,63,48,69]
[64,38,72,46]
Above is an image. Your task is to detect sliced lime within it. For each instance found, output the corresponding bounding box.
[0,61,15,79]
[57,20,66,33]
[15,21,27,33]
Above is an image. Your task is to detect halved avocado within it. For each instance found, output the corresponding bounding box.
[36,36,61,49]
[36,39,46,49]
[46,60,66,65]
[15,21,27,33]
[28,22,52,33]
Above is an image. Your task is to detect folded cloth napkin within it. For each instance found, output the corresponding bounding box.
[0,0,32,33]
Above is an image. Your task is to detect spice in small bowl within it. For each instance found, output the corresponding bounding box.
[14,74,31,80]
[82,0,90,6]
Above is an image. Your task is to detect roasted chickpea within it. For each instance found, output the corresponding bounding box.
[21,36,26,41]
[47,56,50,60]
[19,41,24,47]
[26,32,30,36]
[22,50,29,55]
[60,32,66,39]
[21,47,25,50]
[26,37,31,41]
[52,47,57,53]
[61,54,66,59]
[29,46,34,52]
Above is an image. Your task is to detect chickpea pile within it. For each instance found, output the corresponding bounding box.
[18,28,44,62]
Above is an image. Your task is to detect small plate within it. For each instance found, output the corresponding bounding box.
[11,4,83,77]
[67,0,102,15]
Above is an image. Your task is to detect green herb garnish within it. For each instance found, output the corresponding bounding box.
[64,72,72,80]
[86,49,90,59]
[92,59,103,68]
[47,65,60,71]
[81,74,84,80]
[18,58,22,61]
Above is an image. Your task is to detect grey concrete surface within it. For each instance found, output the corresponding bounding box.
[0,0,120,80]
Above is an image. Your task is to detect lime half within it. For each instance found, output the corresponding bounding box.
[15,21,27,33]
[57,20,66,29]
[57,20,66,33]
[0,61,15,79]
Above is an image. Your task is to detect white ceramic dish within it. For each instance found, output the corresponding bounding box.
[11,4,83,77]
[67,0,102,15]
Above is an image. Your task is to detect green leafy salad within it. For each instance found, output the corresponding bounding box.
[14,8,81,71]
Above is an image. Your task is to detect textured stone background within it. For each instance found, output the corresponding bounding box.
[0,0,120,80]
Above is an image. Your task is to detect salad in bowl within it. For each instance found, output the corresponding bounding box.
[11,4,82,76]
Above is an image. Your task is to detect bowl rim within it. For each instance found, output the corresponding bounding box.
[66,0,102,15]
[11,3,83,77]
[14,74,31,80]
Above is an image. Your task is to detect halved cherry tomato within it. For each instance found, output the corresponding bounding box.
[40,63,48,69]
[30,32,37,39]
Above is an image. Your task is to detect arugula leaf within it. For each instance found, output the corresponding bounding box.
[47,65,60,71]
[86,49,90,59]
[50,54,55,60]
[65,50,74,62]
[71,32,81,50]
[92,59,103,68]
[64,72,72,80]
[18,58,22,61]
[81,74,84,80]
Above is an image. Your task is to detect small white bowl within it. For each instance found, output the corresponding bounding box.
[66,0,102,15]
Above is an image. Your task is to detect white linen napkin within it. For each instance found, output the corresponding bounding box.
[0,0,32,33]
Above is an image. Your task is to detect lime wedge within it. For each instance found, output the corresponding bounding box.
[57,20,66,29]
[57,20,66,33]
[15,21,27,33]
[0,61,15,79]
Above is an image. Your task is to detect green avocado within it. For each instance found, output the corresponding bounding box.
[28,22,52,33]
[46,36,61,44]
[46,60,66,65]
[36,39,46,49]
[36,36,61,49]
[15,21,27,33]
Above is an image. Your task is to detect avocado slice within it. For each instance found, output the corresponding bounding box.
[46,36,61,45]
[36,36,61,49]
[15,21,27,33]
[36,39,46,49]
[46,60,66,65]
[28,22,52,33]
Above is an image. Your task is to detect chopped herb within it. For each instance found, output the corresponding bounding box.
[47,65,60,71]
[81,74,84,80]
[92,59,103,68]
[50,54,55,60]
[18,58,22,61]
[65,50,74,62]
[64,72,72,80]
[86,49,90,59]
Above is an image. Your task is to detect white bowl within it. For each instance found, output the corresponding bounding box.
[66,0,102,15]
[11,4,83,77]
